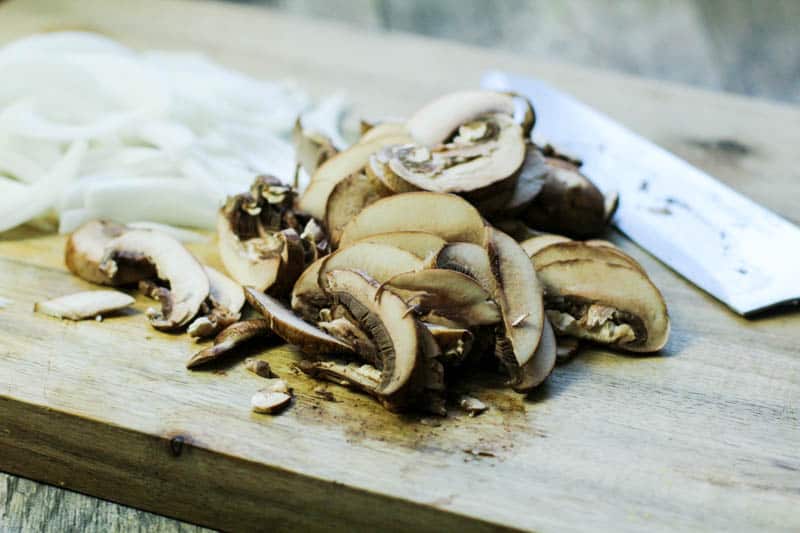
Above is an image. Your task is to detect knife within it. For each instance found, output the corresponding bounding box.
[482,70,800,316]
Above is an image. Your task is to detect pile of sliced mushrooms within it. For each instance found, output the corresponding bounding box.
[39,90,669,417]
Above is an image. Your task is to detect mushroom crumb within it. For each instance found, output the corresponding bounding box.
[244,358,274,378]
[251,391,292,414]
[459,395,488,417]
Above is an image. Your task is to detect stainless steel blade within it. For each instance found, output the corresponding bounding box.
[482,70,800,316]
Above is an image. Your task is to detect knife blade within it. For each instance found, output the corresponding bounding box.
[482,70,800,316]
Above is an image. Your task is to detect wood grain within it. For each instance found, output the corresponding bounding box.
[1,0,799,531]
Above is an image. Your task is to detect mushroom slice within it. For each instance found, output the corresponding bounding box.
[424,323,474,366]
[487,228,545,368]
[35,290,134,320]
[323,269,423,399]
[524,158,607,238]
[532,241,645,274]
[377,114,525,197]
[292,242,423,323]
[385,269,501,327]
[100,230,209,330]
[358,122,407,144]
[505,317,557,392]
[339,192,487,246]
[292,118,337,177]
[434,242,495,291]
[297,359,389,404]
[204,266,245,314]
[520,234,572,257]
[297,134,411,220]
[407,90,517,146]
[245,287,354,356]
[186,319,272,369]
[503,144,549,212]
[187,266,245,339]
[324,172,390,247]
[217,183,305,294]
[354,231,446,260]
[291,257,328,322]
[65,220,154,285]
[318,242,423,287]
[538,259,670,352]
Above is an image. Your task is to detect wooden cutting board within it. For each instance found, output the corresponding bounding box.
[1,1,799,531]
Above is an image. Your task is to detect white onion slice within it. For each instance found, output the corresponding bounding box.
[82,177,219,229]
[0,141,87,232]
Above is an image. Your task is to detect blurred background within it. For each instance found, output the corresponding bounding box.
[228,0,800,104]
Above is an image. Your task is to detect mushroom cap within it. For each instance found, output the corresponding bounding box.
[487,227,545,367]
[408,90,516,146]
[245,287,354,356]
[323,269,422,398]
[100,229,209,330]
[65,219,154,285]
[537,259,670,352]
[339,192,487,247]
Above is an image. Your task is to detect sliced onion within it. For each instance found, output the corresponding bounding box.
[82,177,219,229]
[0,141,87,232]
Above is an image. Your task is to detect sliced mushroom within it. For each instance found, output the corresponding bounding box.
[424,323,474,366]
[531,241,645,274]
[217,177,305,294]
[34,290,134,320]
[100,230,209,330]
[65,220,154,285]
[319,242,423,286]
[503,144,549,213]
[291,257,328,322]
[506,317,556,392]
[292,240,423,323]
[434,242,495,291]
[324,172,390,247]
[245,287,354,356]
[537,259,669,352]
[353,231,446,260]
[299,218,329,264]
[187,266,246,339]
[292,118,337,177]
[323,269,423,400]
[297,359,387,402]
[487,228,545,368]
[373,114,525,199]
[520,234,572,257]
[385,269,501,327]
[186,319,272,369]
[297,134,411,220]
[339,192,487,247]
[407,90,517,146]
[524,158,607,238]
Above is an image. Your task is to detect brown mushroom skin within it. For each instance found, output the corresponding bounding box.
[65,220,154,285]
[523,158,607,239]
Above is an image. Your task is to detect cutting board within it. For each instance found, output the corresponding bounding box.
[1,1,799,531]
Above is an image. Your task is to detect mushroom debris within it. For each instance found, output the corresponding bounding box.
[53,89,670,417]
